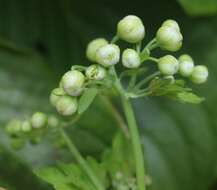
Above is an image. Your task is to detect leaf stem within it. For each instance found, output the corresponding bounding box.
[100,95,130,138]
[134,71,160,90]
[59,128,105,190]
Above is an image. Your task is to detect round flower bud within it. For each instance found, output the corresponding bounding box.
[6,120,21,136]
[162,19,180,31]
[156,26,183,52]
[158,55,179,75]
[56,96,78,116]
[61,70,85,96]
[50,88,65,106]
[21,120,32,133]
[48,116,59,128]
[122,48,141,68]
[178,54,194,77]
[85,64,106,80]
[190,65,208,84]
[86,38,108,62]
[117,15,145,43]
[31,112,47,129]
[95,44,120,67]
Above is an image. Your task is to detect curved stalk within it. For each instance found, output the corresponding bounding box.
[59,128,105,190]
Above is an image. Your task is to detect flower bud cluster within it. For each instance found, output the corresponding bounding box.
[157,54,208,84]
[51,62,107,116]
[5,112,59,149]
[5,15,209,149]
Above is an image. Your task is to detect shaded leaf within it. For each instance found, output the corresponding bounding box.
[178,0,217,16]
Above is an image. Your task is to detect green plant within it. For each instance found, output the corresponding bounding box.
[4,15,208,190]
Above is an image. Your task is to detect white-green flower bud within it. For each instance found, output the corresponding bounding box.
[86,38,108,62]
[190,65,208,84]
[122,49,141,68]
[158,55,179,75]
[56,96,78,116]
[6,120,21,135]
[156,26,183,52]
[95,44,120,67]
[48,116,59,128]
[117,15,145,43]
[85,64,106,80]
[50,88,65,106]
[162,19,180,31]
[178,54,194,77]
[31,112,47,129]
[21,120,32,133]
[61,70,85,96]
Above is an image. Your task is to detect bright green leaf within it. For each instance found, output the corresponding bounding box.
[78,88,98,114]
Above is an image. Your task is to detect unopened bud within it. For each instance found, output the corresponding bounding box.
[96,44,120,67]
[122,49,141,68]
[56,96,78,116]
[86,38,108,62]
[85,64,106,80]
[117,15,145,43]
[50,88,65,106]
[178,54,194,77]
[31,112,47,129]
[61,70,85,96]
[156,25,183,52]
[190,65,208,84]
[158,55,179,75]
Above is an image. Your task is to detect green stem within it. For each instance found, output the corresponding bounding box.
[100,95,130,138]
[59,128,105,190]
[134,71,160,90]
[111,66,146,190]
[121,97,146,190]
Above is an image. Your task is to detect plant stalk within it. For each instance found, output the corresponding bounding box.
[111,66,146,190]
[59,128,105,190]
[121,96,146,190]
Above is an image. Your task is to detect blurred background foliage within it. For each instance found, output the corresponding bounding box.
[0,0,217,190]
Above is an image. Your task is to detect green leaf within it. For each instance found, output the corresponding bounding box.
[36,162,97,190]
[78,88,98,114]
[173,92,205,104]
[102,133,135,178]
[177,0,217,16]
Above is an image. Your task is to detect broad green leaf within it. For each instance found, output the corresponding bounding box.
[178,0,217,16]
[78,88,98,114]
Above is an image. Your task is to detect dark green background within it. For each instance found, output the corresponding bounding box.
[0,0,217,190]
